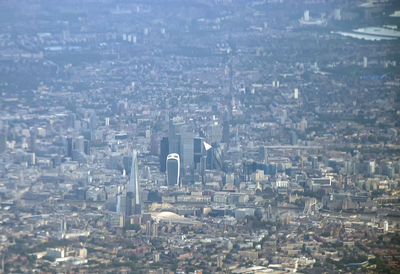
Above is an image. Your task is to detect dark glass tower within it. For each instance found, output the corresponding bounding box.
[160,137,169,172]
[167,153,180,186]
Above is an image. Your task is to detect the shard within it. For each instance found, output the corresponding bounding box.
[128,149,141,214]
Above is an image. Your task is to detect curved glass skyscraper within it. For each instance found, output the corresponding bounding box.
[166,153,180,186]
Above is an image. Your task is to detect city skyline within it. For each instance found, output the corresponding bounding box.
[0,0,399,273]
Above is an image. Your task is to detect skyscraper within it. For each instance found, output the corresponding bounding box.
[180,126,194,170]
[194,137,203,167]
[206,122,223,144]
[89,111,97,141]
[204,142,222,170]
[66,137,73,158]
[128,150,141,214]
[29,127,37,152]
[222,120,230,143]
[116,194,121,214]
[160,137,169,172]
[168,116,184,154]
[0,122,7,154]
[167,153,180,186]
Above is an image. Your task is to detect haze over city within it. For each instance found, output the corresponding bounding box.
[0,0,400,273]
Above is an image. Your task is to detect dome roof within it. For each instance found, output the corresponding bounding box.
[151,211,184,221]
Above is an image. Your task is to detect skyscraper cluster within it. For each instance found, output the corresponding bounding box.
[160,116,224,186]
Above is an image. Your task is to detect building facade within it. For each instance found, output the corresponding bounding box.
[167,153,180,186]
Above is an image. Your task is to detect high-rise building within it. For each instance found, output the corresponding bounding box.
[222,120,230,143]
[180,126,194,170]
[61,218,67,234]
[84,140,90,155]
[89,111,97,141]
[168,116,184,154]
[368,161,375,176]
[194,137,203,167]
[267,204,272,220]
[66,137,73,158]
[167,153,180,186]
[152,222,159,238]
[160,137,169,172]
[363,56,368,68]
[205,142,222,170]
[207,122,223,144]
[146,220,152,237]
[126,191,134,217]
[29,127,37,152]
[60,218,67,239]
[128,150,141,214]
[116,195,121,214]
[0,122,7,154]
[75,136,85,153]
[290,131,298,145]
[383,220,389,233]
[294,88,299,99]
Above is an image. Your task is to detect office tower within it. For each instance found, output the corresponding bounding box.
[385,162,394,178]
[368,161,375,176]
[28,128,37,152]
[0,122,7,154]
[194,137,203,167]
[204,142,222,170]
[116,195,121,214]
[383,220,389,233]
[126,191,134,217]
[160,137,169,172]
[152,222,159,238]
[207,122,223,144]
[60,218,67,239]
[267,204,272,220]
[167,153,180,186]
[290,131,298,145]
[66,137,73,158]
[84,140,90,155]
[128,150,141,214]
[168,116,184,154]
[75,136,85,153]
[180,126,194,170]
[264,147,269,165]
[312,156,318,169]
[204,142,213,170]
[257,146,265,162]
[89,111,97,141]
[146,220,152,237]
[222,120,230,143]
[168,118,177,153]
[61,218,67,233]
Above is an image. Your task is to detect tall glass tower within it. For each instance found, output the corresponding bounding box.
[180,126,194,170]
[167,153,180,186]
[128,150,141,214]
